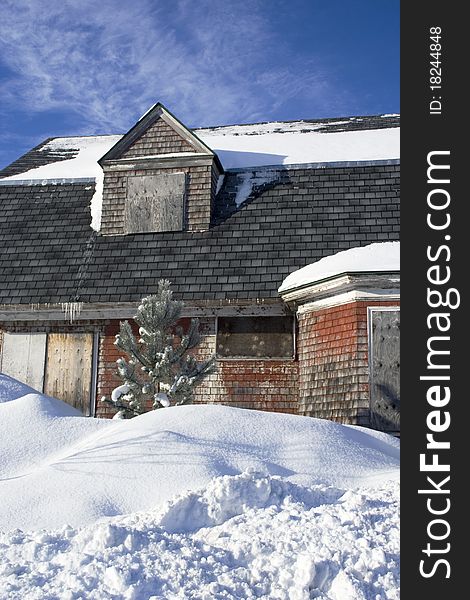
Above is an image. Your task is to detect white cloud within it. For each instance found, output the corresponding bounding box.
[0,0,335,134]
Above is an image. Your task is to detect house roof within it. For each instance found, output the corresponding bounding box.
[0,113,400,312]
[0,161,399,309]
[0,114,399,180]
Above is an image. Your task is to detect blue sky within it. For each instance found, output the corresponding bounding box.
[0,0,399,169]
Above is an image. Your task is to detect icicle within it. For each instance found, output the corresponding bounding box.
[61,301,83,323]
[215,173,225,195]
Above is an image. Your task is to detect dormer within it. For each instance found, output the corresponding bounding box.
[98,103,223,235]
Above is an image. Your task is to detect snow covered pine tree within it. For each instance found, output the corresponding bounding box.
[102,280,216,418]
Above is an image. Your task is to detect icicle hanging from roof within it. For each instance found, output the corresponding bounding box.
[61,301,83,323]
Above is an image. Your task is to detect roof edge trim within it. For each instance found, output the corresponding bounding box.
[226,158,400,173]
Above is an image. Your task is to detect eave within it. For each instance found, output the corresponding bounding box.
[0,298,291,322]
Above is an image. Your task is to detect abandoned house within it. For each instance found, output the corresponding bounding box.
[0,103,400,433]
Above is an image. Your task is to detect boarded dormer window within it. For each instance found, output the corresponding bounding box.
[99,103,222,235]
[124,172,186,234]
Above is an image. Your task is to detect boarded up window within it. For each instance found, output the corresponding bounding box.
[369,308,400,433]
[217,317,294,358]
[125,173,185,233]
[43,333,94,415]
[0,332,47,392]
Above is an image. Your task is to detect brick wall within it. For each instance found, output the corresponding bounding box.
[96,320,123,418]
[122,118,195,158]
[191,319,298,413]
[100,163,214,235]
[96,317,299,418]
[297,300,399,426]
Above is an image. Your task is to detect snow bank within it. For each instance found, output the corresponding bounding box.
[0,384,399,598]
[0,471,399,599]
[0,390,398,532]
[0,391,106,481]
[279,241,400,293]
[155,469,343,534]
[0,373,37,403]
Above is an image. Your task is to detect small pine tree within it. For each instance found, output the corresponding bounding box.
[102,280,216,418]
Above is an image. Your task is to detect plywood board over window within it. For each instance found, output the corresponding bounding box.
[125,173,186,233]
[43,333,94,415]
[0,332,47,392]
[217,317,294,359]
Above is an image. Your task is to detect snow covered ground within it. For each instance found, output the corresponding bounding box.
[0,375,399,599]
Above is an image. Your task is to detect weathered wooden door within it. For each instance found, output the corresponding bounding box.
[43,333,94,415]
[1,332,47,392]
[368,308,400,433]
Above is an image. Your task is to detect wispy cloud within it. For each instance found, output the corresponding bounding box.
[0,0,335,136]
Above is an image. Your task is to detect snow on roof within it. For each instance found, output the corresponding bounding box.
[0,116,399,230]
[3,135,122,181]
[196,119,400,169]
[0,135,122,231]
[1,117,400,182]
[279,242,400,293]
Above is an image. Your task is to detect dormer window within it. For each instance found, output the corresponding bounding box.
[125,173,186,233]
[98,103,223,236]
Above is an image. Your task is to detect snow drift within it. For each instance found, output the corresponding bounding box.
[0,377,399,598]
[0,383,398,532]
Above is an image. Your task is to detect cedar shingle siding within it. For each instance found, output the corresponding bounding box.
[121,118,195,158]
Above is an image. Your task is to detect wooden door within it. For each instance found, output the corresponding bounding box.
[369,308,400,433]
[44,333,94,415]
[1,332,47,392]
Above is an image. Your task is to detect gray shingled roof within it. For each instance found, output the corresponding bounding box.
[196,114,400,134]
[0,162,399,305]
[0,139,83,179]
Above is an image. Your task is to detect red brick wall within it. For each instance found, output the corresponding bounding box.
[297,299,399,426]
[122,118,195,158]
[204,361,299,413]
[96,317,299,418]
[96,320,123,418]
